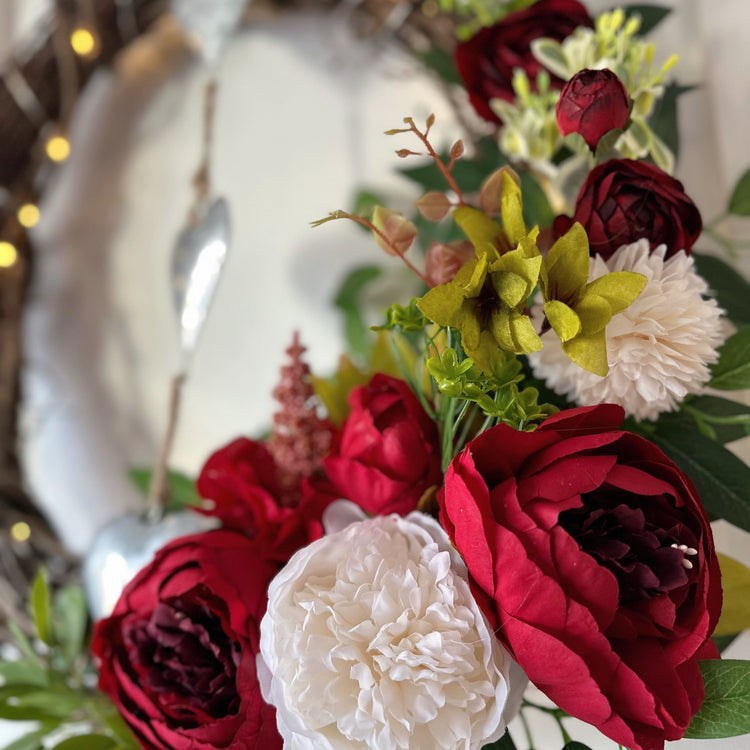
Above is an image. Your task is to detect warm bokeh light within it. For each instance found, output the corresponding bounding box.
[46,135,71,162]
[0,241,18,267]
[71,28,97,57]
[18,203,40,228]
[10,521,31,542]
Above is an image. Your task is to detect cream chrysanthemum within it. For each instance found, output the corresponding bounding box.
[528,240,725,421]
[258,503,523,750]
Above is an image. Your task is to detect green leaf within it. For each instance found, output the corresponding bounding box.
[2,727,49,750]
[30,570,52,645]
[481,730,517,749]
[0,660,49,688]
[683,395,750,444]
[416,47,462,86]
[648,83,696,162]
[729,168,750,216]
[622,4,672,34]
[694,253,750,327]
[518,170,554,228]
[709,327,750,390]
[129,469,201,512]
[52,585,88,668]
[7,622,42,669]
[649,417,750,531]
[684,660,750,738]
[52,736,117,750]
[334,265,383,359]
[12,689,82,718]
[0,686,60,721]
[713,633,740,653]
[562,744,593,750]
[351,189,385,224]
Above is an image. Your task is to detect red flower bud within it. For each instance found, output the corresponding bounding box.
[556,68,630,150]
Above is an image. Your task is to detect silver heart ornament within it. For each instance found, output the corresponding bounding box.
[83,511,218,620]
[171,196,231,364]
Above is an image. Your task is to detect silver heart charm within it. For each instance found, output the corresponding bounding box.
[83,511,218,620]
[171,196,231,363]
[171,0,248,64]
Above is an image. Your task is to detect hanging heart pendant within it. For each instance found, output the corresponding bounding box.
[172,196,231,363]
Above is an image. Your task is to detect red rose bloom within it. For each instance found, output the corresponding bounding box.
[554,159,703,259]
[455,0,593,124]
[92,530,283,750]
[556,68,630,149]
[196,437,331,563]
[440,405,722,750]
[324,374,442,515]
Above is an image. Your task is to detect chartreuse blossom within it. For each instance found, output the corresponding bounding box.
[418,174,542,371]
[540,224,647,376]
[418,172,646,377]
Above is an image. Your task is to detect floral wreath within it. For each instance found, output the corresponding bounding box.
[3,2,750,750]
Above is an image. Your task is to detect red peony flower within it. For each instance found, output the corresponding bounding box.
[92,530,283,750]
[455,0,593,124]
[556,68,630,149]
[554,159,703,259]
[324,374,443,515]
[439,405,722,750]
[196,437,332,563]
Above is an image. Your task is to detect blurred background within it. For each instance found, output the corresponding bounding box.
[0,1,749,746]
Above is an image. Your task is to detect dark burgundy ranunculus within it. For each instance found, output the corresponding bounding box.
[196,437,332,563]
[455,0,593,124]
[324,374,443,516]
[556,68,630,149]
[439,405,722,750]
[554,159,703,259]
[92,530,283,750]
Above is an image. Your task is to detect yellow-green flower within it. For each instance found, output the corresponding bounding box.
[539,223,647,375]
[418,174,542,372]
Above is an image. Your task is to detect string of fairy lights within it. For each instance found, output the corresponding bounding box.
[0,0,155,271]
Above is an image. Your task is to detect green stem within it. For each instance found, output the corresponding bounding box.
[683,405,750,425]
[455,403,479,454]
[441,395,459,472]
[518,709,535,750]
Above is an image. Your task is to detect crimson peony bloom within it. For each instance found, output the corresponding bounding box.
[455,0,593,124]
[324,374,443,516]
[439,405,722,750]
[92,530,283,750]
[556,68,630,149]
[196,437,333,563]
[554,159,703,259]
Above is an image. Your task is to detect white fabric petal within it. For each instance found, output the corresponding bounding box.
[259,508,524,750]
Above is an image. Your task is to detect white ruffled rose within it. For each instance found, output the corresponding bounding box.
[258,502,525,750]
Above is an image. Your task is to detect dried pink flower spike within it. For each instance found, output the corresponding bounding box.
[269,332,333,507]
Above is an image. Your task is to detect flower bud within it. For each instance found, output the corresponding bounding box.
[556,68,629,150]
[425,240,475,286]
[416,191,452,221]
[372,206,417,256]
[479,166,521,216]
